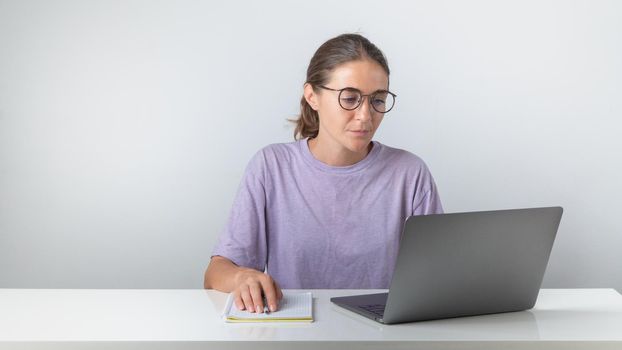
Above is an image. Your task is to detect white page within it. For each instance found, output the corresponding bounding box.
[223,291,312,320]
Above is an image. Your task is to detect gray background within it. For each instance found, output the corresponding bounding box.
[1,0,620,291]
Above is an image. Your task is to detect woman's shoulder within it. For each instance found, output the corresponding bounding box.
[251,140,303,167]
[244,139,302,173]
[375,142,438,191]
[375,141,429,171]
[257,139,301,158]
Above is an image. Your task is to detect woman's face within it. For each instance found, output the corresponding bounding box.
[305,59,389,155]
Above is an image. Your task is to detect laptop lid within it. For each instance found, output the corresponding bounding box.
[380,206,563,324]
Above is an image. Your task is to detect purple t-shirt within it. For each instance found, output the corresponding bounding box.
[211,138,443,288]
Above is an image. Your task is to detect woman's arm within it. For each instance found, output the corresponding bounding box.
[204,255,283,313]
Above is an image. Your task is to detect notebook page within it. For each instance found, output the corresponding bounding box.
[224,291,312,320]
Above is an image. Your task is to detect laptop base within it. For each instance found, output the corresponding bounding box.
[331,292,388,323]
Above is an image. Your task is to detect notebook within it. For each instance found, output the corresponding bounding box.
[222,291,313,323]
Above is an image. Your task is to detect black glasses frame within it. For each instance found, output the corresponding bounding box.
[317,85,397,113]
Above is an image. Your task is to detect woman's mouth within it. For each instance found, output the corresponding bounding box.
[349,130,370,136]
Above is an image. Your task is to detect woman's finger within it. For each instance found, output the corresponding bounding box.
[239,286,255,313]
[233,290,245,311]
[259,276,279,312]
[249,282,265,313]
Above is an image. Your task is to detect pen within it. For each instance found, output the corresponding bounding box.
[263,296,270,314]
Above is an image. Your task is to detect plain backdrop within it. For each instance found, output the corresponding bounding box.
[1,0,620,292]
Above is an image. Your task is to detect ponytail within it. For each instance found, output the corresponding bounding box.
[293,95,320,140]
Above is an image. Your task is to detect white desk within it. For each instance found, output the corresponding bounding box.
[1,288,621,349]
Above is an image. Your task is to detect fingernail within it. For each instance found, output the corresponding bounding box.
[256,305,262,313]
[269,304,276,312]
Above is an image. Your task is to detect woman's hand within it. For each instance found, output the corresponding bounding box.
[232,267,283,313]
[204,256,283,313]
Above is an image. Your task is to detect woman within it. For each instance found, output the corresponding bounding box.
[204,33,443,314]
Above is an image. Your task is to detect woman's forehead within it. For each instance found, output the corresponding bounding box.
[327,59,389,92]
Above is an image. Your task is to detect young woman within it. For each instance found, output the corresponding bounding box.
[204,33,443,314]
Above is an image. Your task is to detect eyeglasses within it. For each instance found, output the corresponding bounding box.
[317,85,397,114]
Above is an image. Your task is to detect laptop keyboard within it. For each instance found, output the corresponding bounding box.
[359,304,385,317]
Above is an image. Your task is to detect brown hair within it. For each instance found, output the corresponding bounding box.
[291,33,390,140]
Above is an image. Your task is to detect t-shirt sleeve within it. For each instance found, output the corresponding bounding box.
[412,162,444,216]
[211,151,268,272]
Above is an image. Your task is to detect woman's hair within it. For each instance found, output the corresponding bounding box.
[291,33,390,140]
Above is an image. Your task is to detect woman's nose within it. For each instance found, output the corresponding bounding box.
[355,96,373,121]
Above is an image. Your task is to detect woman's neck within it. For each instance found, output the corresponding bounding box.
[307,136,372,167]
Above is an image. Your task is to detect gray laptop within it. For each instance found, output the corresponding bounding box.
[331,206,563,324]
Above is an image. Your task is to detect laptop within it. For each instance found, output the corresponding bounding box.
[331,206,563,324]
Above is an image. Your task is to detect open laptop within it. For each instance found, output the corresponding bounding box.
[331,206,563,324]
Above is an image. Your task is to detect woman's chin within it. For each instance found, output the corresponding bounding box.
[346,139,372,154]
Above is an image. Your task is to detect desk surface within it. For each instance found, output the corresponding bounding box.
[1,288,621,350]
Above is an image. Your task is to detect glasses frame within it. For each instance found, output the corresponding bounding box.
[317,85,397,113]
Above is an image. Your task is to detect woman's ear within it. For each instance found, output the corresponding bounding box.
[303,83,319,111]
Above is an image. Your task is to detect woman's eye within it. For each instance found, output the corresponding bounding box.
[373,99,386,106]
[341,98,358,103]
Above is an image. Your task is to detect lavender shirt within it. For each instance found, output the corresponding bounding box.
[211,138,443,288]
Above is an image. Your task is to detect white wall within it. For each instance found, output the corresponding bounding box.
[1,0,620,291]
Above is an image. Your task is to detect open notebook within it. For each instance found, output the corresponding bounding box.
[222,291,313,323]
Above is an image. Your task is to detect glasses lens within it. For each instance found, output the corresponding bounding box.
[339,89,361,110]
[370,91,395,113]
